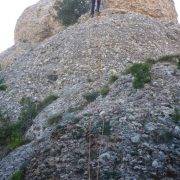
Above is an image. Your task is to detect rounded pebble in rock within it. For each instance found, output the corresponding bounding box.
[158,151,166,161]
[99,111,106,117]
[99,152,111,162]
[152,159,162,169]
[174,126,180,136]
[99,151,117,164]
[145,122,156,132]
[131,134,141,143]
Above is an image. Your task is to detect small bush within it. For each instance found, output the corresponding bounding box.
[109,75,118,84]
[0,109,9,123]
[51,124,67,140]
[0,110,11,145]
[19,97,39,133]
[172,108,180,123]
[0,78,5,84]
[0,78,7,91]
[0,84,7,91]
[158,54,180,69]
[0,98,38,149]
[47,113,62,125]
[18,95,59,136]
[99,85,110,97]
[37,94,59,111]
[0,95,59,149]
[58,0,89,26]
[103,121,112,136]
[158,54,180,63]
[108,70,118,84]
[71,125,84,139]
[8,122,25,149]
[83,91,99,103]
[11,170,23,180]
[153,130,173,144]
[55,125,66,134]
[0,111,24,149]
[127,63,151,89]
[177,59,180,69]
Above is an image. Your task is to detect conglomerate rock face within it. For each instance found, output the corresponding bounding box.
[14,0,178,44]
[1,12,180,121]
[105,0,178,22]
[14,0,63,43]
[0,1,180,179]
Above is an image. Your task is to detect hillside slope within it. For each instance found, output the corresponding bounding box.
[0,59,179,179]
[0,9,180,180]
[0,12,180,120]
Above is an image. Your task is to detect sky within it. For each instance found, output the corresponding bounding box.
[0,0,180,53]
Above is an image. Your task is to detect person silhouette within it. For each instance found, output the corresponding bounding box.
[91,0,101,17]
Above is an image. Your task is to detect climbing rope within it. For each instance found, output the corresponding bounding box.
[88,117,92,180]
[87,1,105,179]
[96,118,105,180]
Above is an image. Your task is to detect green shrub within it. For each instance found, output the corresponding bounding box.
[0,95,59,149]
[11,170,23,180]
[103,121,112,136]
[177,59,180,69]
[99,85,110,97]
[172,108,180,123]
[158,54,180,63]
[158,54,180,69]
[0,98,37,149]
[19,97,39,133]
[108,70,119,84]
[0,84,7,91]
[54,125,66,134]
[0,78,7,91]
[0,78,5,84]
[0,109,9,123]
[83,91,99,103]
[50,124,67,140]
[127,63,151,89]
[0,110,11,145]
[109,75,118,84]
[58,0,89,26]
[0,121,25,149]
[153,129,173,144]
[47,113,62,125]
[0,111,22,148]
[19,94,58,128]
[37,94,59,111]
[71,125,84,139]
[8,122,25,149]
[0,98,37,148]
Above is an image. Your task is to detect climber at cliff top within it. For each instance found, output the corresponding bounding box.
[91,0,101,17]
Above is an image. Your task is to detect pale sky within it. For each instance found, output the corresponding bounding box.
[0,0,179,53]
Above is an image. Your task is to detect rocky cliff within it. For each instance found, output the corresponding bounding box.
[14,0,63,43]
[14,0,178,44]
[0,0,180,179]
